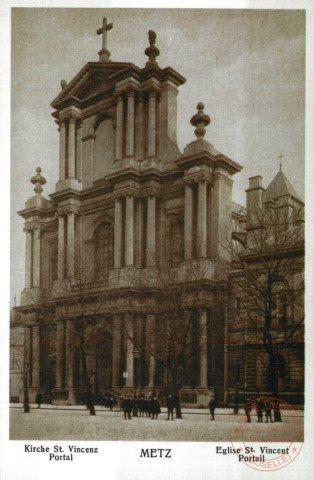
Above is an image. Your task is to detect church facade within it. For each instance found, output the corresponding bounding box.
[10,17,304,407]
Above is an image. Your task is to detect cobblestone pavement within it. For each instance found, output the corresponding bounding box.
[10,407,304,442]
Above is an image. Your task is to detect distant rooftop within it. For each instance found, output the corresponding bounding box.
[264,168,304,204]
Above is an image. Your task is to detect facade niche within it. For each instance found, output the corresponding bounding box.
[94,222,114,283]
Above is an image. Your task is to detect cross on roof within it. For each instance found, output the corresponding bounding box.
[278,152,284,170]
[97,17,113,50]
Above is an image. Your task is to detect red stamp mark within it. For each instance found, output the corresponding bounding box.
[230,397,303,471]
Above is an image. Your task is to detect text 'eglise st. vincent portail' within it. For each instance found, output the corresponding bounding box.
[10,16,304,410]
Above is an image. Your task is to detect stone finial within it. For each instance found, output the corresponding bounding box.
[31,167,46,196]
[61,79,67,90]
[145,30,160,66]
[190,102,211,138]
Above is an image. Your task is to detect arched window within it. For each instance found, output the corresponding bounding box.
[94,223,114,282]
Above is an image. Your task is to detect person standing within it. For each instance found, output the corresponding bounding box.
[122,395,133,420]
[132,394,138,417]
[151,397,161,420]
[208,395,216,420]
[256,399,264,423]
[265,399,273,423]
[35,392,42,409]
[166,394,175,421]
[244,402,252,423]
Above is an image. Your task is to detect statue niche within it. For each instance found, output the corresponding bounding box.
[93,113,115,181]
[168,214,184,264]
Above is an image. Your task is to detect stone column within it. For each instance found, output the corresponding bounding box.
[25,229,33,288]
[112,315,122,386]
[199,309,208,388]
[66,321,75,388]
[115,95,123,160]
[147,314,156,388]
[56,321,64,389]
[146,196,156,267]
[59,120,66,181]
[135,94,144,159]
[125,196,134,267]
[58,215,65,280]
[125,314,134,388]
[114,198,122,268]
[67,212,75,278]
[32,227,41,288]
[136,199,144,267]
[184,183,193,260]
[32,325,40,388]
[197,180,207,258]
[67,117,76,178]
[147,91,156,157]
[126,90,135,157]
[24,326,31,385]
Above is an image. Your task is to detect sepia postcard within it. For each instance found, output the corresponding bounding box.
[1,2,313,479]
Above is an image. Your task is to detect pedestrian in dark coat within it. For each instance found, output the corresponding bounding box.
[244,403,252,423]
[265,399,273,423]
[138,396,144,417]
[166,394,175,420]
[132,395,138,417]
[256,399,264,423]
[151,397,161,420]
[122,396,133,420]
[208,395,216,420]
[35,392,42,409]
[109,391,116,411]
[144,397,151,417]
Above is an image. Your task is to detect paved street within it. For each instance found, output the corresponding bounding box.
[10,406,304,442]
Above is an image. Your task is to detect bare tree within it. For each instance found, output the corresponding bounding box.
[229,204,304,421]
[104,262,211,419]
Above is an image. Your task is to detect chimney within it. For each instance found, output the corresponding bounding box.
[246,176,265,228]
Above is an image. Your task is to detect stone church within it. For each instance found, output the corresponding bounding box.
[10,17,304,407]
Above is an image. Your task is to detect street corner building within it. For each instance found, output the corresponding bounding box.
[10,17,304,408]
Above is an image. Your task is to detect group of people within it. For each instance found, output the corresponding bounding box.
[120,393,176,420]
[244,398,274,423]
[102,391,117,411]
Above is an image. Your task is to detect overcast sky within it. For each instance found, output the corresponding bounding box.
[10,8,305,306]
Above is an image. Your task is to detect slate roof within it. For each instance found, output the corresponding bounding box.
[264,168,303,204]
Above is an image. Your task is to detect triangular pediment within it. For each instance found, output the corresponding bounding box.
[51,62,133,109]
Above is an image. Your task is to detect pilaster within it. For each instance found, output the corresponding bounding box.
[125,196,134,267]
[32,325,40,388]
[32,227,41,288]
[115,95,123,161]
[56,321,65,389]
[184,182,193,260]
[114,197,123,268]
[147,90,157,157]
[57,215,65,280]
[146,196,156,267]
[199,309,208,388]
[197,180,207,258]
[58,120,66,181]
[125,314,134,388]
[126,90,135,157]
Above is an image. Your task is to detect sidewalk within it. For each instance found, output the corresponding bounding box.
[10,403,304,417]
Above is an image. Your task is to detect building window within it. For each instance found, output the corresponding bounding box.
[94,223,114,282]
[235,297,241,313]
